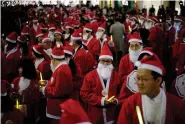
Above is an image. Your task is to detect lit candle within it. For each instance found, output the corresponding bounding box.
[136,106,144,124]
[110,35,113,41]
[16,99,19,109]
[40,72,43,81]
[107,96,115,102]
[129,26,132,32]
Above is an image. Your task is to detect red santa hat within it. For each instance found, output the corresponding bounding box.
[36,28,44,38]
[54,28,63,35]
[40,23,48,30]
[64,45,74,56]
[73,21,80,28]
[48,24,56,31]
[129,15,138,21]
[148,16,158,23]
[128,32,142,43]
[32,45,43,55]
[139,47,154,58]
[98,22,106,31]
[65,23,73,29]
[99,44,113,60]
[51,44,65,59]
[88,13,95,20]
[1,80,10,96]
[135,53,165,75]
[17,35,27,43]
[71,30,82,41]
[42,33,51,43]
[32,17,38,23]
[6,32,18,43]
[84,23,93,32]
[60,99,92,124]
[21,25,29,36]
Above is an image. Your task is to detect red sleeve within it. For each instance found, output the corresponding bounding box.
[45,69,73,97]
[119,56,129,83]
[12,77,20,92]
[80,73,102,106]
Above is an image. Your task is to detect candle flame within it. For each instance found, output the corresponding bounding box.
[16,99,19,109]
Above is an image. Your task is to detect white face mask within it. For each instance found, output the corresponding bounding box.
[50,62,55,72]
[65,57,70,64]
[98,63,114,80]
[129,47,142,64]
[83,33,88,40]
[4,44,8,54]
[49,31,54,41]
[96,31,104,40]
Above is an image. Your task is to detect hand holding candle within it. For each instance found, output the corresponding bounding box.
[38,72,46,88]
[136,106,144,124]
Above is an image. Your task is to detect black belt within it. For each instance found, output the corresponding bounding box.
[49,95,69,100]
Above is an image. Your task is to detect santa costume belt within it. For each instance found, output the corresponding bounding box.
[50,95,69,100]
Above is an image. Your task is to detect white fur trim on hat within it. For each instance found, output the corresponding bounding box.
[84,28,92,32]
[98,27,105,31]
[33,47,42,55]
[76,122,92,124]
[21,32,29,35]
[137,63,162,75]
[49,27,56,30]
[99,55,113,60]
[54,31,62,35]
[6,37,16,43]
[129,39,142,43]
[66,26,73,29]
[135,61,141,67]
[140,51,153,56]
[32,20,38,22]
[42,38,51,43]
[51,53,65,59]
[36,34,44,38]
[64,50,73,56]
[71,36,81,40]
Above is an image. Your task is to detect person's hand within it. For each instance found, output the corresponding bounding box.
[104,98,117,107]
[108,40,114,47]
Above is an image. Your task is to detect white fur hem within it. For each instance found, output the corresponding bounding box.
[46,113,60,120]
[75,122,92,124]
[101,97,106,106]
[41,86,46,96]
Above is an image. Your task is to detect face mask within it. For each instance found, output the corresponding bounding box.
[98,63,114,80]
[65,57,70,64]
[83,33,88,40]
[50,62,55,72]
[96,32,104,40]
[4,44,8,54]
[49,31,54,41]
[129,47,142,64]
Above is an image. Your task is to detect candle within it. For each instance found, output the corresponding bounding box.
[107,96,115,102]
[40,72,43,81]
[16,99,19,109]
[110,35,113,41]
[129,26,132,32]
[136,106,144,124]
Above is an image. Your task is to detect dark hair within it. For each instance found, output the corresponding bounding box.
[19,58,37,79]
[151,71,162,80]
[32,49,44,58]
[18,42,29,56]
[75,39,82,45]
[68,59,77,75]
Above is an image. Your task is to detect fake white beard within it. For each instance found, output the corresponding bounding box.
[83,34,88,40]
[64,33,70,39]
[97,63,114,80]
[50,62,55,72]
[49,31,54,41]
[33,24,38,31]
[18,77,31,95]
[144,23,153,30]
[65,57,70,64]
[129,47,142,64]
[4,44,8,54]
[96,32,104,40]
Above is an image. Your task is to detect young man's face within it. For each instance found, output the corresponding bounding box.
[136,69,161,95]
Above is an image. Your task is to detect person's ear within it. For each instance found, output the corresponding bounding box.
[156,77,162,87]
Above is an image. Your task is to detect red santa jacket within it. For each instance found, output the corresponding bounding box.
[5,48,21,82]
[1,108,24,124]
[166,26,176,46]
[73,45,95,75]
[117,92,185,124]
[119,54,134,83]
[12,77,40,104]
[43,62,73,119]
[173,38,182,57]
[80,69,121,124]
[86,36,101,61]
[34,58,52,80]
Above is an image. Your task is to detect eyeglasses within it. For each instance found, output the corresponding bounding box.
[130,44,141,50]
[99,59,112,65]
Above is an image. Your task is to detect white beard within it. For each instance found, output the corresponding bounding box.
[50,63,55,72]
[82,34,88,40]
[64,33,70,39]
[96,32,104,40]
[129,47,142,64]
[65,58,70,64]
[97,63,114,80]
[144,22,153,30]
[49,31,54,41]
[18,77,31,95]
[33,24,38,31]
[4,44,8,54]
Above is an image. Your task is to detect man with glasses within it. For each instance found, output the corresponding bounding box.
[80,44,121,124]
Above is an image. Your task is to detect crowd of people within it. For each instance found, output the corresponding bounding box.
[1,3,185,124]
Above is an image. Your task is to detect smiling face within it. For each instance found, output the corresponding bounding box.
[136,69,161,96]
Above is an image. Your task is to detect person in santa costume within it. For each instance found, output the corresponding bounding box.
[30,18,40,44]
[119,32,143,84]
[35,28,44,44]
[54,28,65,46]
[82,23,101,62]
[63,45,83,100]
[64,23,74,42]
[11,58,40,124]
[32,45,52,80]
[70,30,95,76]
[4,32,21,83]
[95,21,116,53]
[60,99,92,124]
[48,24,56,42]
[88,13,99,33]
[117,53,185,124]
[80,44,121,124]
[1,80,24,124]
[39,44,73,124]
[17,35,29,58]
